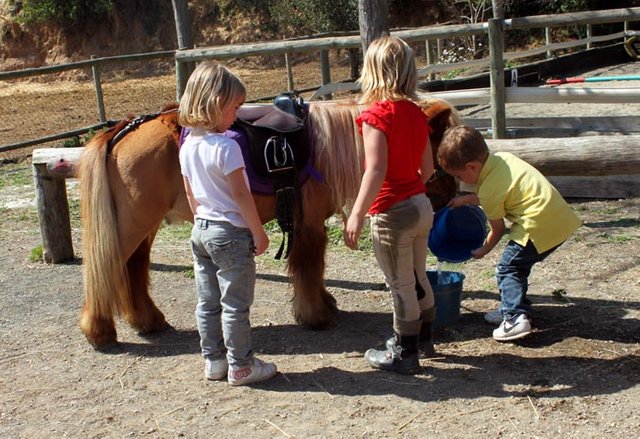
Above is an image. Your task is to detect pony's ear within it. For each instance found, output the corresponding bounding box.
[424,101,452,134]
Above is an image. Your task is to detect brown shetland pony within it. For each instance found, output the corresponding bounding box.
[78,98,460,348]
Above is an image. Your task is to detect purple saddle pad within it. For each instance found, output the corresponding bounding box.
[179,126,321,196]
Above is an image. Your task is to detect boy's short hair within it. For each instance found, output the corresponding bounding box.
[178,61,246,131]
[437,125,489,170]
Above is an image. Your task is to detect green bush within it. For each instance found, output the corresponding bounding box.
[19,0,113,25]
[269,0,358,34]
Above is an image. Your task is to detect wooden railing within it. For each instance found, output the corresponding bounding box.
[1,7,640,152]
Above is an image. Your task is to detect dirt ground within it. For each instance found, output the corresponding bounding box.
[1,62,639,438]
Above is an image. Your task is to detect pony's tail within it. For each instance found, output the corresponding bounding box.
[78,130,130,333]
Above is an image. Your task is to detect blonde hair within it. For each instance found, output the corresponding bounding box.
[178,61,246,131]
[437,125,489,170]
[358,36,418,104]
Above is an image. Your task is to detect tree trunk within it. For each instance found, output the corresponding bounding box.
[358,0,390,55]
[492,0,505,19]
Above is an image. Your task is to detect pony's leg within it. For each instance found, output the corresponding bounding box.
[80,304,118,348]
[122,232,169,335]
[288,183,337,329]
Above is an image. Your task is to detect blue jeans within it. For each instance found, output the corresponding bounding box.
[191,218,256,367]
[497,239,561,319]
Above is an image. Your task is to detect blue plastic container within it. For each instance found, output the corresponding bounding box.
[428,270,465,327]
[428,205,487,263]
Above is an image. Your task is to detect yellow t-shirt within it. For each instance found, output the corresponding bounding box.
[477,152,581,253]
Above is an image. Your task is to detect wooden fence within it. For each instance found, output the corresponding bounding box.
[2,7,640,152]
[8,7,640,263]
[175,7,640,138]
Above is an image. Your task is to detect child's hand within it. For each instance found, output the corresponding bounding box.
[344,214,363,250]
[253,230,269,256]
[447,193,479,209]
[447,196,466,209]
[471,246,489,259]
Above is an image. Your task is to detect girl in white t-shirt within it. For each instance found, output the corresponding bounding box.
[178,61,276,386]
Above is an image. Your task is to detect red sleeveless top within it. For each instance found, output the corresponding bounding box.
[356,100,430,214]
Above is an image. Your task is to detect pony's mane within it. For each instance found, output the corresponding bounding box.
[305,97,460,216]
[307,101,366,215]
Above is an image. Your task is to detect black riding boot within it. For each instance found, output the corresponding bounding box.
[386,311,436,358]
[366,333,421,375]
[419,307,436,358]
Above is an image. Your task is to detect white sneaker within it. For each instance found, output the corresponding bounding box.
[484,307,503,325]
[493,314,532,341]
[205,357,229,381]
[228,357,277,386]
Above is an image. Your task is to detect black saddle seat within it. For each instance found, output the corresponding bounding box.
[232,92,310,179]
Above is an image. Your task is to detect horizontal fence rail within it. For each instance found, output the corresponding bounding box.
[1,7,640,153]
[0,50,175,81]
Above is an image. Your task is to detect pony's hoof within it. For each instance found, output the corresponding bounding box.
[80,313,117,349]
[84,332,118,350]
[294,307,337,330]
[135,319,173,336]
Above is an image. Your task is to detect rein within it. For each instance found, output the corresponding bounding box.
[426,168,449,184]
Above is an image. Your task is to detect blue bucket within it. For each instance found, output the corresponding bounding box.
[428,205,487,263]
[428,270,465,327]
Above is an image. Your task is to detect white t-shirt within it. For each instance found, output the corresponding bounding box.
[179,128,250,228]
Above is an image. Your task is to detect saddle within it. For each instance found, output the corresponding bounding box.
[233,92,310,178]
[231,92,310,259]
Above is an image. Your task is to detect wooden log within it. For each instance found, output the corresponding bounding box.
[31,147,83,179]
[465,116,640,134]
[548,175,640,198]
[485,136,640,176]
[31,148,83,263]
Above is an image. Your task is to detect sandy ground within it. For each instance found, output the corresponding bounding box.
[0,61,639,438]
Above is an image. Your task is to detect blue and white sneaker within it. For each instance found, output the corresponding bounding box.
[493,314,532,341]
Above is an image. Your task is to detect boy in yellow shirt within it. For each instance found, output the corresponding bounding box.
[437,126,581,341]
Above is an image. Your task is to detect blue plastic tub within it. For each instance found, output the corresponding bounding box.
[427,270,465,327]
[428,205,487,263]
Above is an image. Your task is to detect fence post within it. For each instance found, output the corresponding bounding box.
[488,18,506,139]
[545,26,552,58]
[320,50,332,100]
[425,39,435,81]
[586,24,592,49]
[172,0,195,100]
[348,48,359,81]
[91,55,106,122]
[32,163,74,263]
[285,52,294,91]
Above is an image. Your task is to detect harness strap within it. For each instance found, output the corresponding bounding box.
[108,108,179,154]
[273,171,303,260]
[426,168,449,184]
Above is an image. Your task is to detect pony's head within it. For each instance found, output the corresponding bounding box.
[418,97,462,211]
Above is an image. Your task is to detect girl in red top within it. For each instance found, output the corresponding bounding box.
[344,36,436,374]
